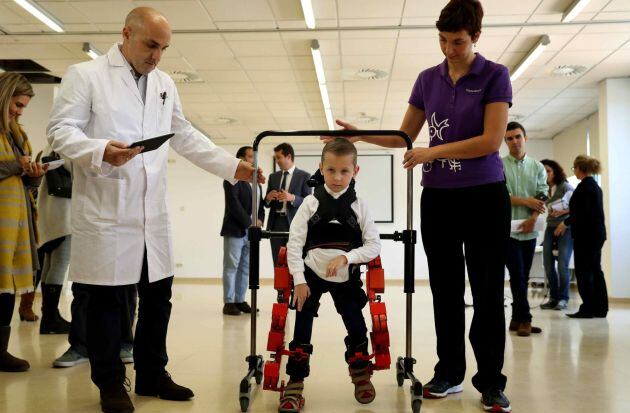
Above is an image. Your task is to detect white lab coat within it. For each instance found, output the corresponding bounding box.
[47,44,239,286]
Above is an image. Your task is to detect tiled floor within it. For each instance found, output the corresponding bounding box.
[2,280,629,413]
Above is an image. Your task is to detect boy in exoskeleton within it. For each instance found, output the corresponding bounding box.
[278,138,381,412]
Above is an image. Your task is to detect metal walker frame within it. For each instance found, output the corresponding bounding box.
[239,130,423,413]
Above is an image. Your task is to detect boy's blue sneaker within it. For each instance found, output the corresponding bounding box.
[481,388,512,412]
[423,377,463,398]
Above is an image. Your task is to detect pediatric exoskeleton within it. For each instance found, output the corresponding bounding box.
[262,247,390,407]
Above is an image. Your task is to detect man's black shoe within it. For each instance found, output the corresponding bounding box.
[481,388,512,412]
[99,381,134,413]
[540,299,558,310]
[236,302,259,313]
[136,372,194,401]
[567,311,594,319]
[222,303,241,316]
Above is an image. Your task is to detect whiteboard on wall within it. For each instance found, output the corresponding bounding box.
[274,154,394,223]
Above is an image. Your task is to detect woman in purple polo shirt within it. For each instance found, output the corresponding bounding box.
[327,1,512,411]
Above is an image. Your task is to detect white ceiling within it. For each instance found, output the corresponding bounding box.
[1,0,629,142]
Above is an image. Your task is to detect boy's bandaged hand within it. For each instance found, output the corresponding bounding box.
[293,283,311,312]
[326,255,348,278]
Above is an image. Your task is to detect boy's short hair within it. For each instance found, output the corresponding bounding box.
[273,142,295,161]
[321,138,357,166]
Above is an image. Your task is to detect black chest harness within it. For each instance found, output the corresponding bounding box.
[304,185,363,254]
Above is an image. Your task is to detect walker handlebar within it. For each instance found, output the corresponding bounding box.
[252,130,413,151]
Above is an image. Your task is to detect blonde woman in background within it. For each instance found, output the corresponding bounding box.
[0,72,47,372]
[555,155,608,318]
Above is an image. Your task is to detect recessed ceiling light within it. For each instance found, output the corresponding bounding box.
[300,0,315,29]
[209,117,238,125]
[82,42,102,60]
[13,0,64,32]
[551,65,587,77]
[510,35,550,82]
[562,0,591,23]
[166,70,202,83]
[354,68,388,80]
[353,112,379,124]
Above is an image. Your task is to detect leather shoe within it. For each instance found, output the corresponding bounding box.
[508,320,520,331]
[222,303,241,316]
[99,381,134,413]
[236,302,259,313]
[517,322,543,337]
[136,372,194,401]
[567,311,594,319]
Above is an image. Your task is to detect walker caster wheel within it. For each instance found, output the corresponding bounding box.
[255,371,263,385]
[239,396,249,412]
[412,399,422,413]
[396,372,405,386]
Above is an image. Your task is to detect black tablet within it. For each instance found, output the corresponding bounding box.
[129,133,174,153]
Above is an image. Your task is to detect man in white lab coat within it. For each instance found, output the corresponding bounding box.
[47,7,260,413]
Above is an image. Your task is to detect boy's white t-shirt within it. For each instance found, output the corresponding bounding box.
[286,184,381,285]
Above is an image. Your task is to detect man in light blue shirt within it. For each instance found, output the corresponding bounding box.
[502,122,548,337]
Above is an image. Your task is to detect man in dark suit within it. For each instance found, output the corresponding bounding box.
[220,146,266,316]
[264,143,312,265]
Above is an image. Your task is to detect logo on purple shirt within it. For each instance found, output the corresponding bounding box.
[428,112,449,142]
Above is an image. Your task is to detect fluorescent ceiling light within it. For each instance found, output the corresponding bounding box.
[562,0,591,23]
[13,0,64,33]
[510,35,550,82]
[82,42,102,60]
[310,40,334,130]
[300,0,316,29]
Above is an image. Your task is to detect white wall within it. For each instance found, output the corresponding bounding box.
[552,112,599,174]
[598,79,630,299]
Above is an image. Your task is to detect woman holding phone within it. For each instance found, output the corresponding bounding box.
[0,72,47,372]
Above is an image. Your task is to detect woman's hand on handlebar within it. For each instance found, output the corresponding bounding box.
[320,119,362,143]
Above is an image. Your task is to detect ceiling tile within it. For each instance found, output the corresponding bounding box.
[247,70,296,82]
[338,0,405,19]
[201,0,274,21]
[564,32,630,51]
[238,56,292,70]
[70,1,133,24]
[134,1,214,30]
[197,70,250,82]
[228,40,287,57]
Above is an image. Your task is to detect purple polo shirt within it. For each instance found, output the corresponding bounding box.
[409,53,512,188]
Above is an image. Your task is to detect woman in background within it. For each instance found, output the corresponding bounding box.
[540,159,573,311]
[555,155,608,318]
[0,72,47,372]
